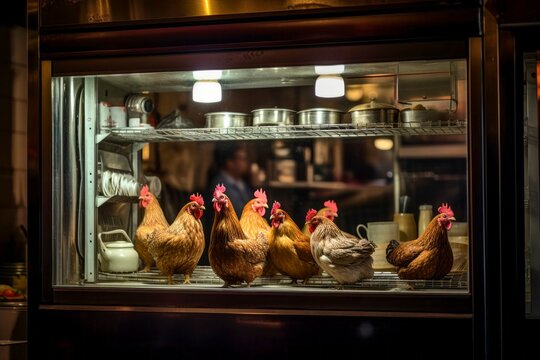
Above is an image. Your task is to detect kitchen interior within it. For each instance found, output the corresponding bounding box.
[56,59,469,291]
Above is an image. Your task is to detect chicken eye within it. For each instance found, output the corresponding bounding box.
[442,214,447,218]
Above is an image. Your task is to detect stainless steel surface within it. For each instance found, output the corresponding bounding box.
[96,62,402,92]
[252,108,296,126]
[204,112,250,128]
[400,109,449,127]
[125,94,154,119]
[52,77,82,285]
[40,0,417,27]
[105,122,465,142]
[84,77,98,283]
[97,266,468,291]
[297,108,343,125]
[348,102,399,127]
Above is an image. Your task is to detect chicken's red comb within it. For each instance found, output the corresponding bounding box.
[190,193,204,206]
[271,201,281,216]
[323,200,338,214]
[254,188,267,203]
[140,184,150,196]
[305,209,317,222]
[213,184,226,198]
[438,203,454,217]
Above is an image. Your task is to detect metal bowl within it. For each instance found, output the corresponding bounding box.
[204,112,250,128]
[348,101,399,127]
[400,109,448,127]
[297,108,343,125]
[251,108,296,126]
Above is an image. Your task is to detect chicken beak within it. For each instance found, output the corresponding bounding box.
[212,198,217,203]
[262,203,269,208]
[138,196,143,200]
[333,213,338,218]
[200,205,206,210]
[269,214,274,220]
[449,216,456,221]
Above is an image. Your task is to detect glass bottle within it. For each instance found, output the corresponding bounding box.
[418,204,433,236]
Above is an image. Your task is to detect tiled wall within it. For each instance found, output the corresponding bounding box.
[0,26,27,263]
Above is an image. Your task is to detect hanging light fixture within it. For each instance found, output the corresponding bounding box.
[192,70,223,103]
[314,65,345,98]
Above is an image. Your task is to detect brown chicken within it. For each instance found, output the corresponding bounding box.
[135,185,169,272]
[301,200,339,236]
[239,188,277,276]
[148,194,206,284]
[386,203,455,280]
[269,202,320,284]
[209,184,268,287]
[306,211,375,285]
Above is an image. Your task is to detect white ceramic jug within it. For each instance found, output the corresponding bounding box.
[98,229,139,273]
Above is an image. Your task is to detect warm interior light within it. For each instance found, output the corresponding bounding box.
[193,80,222,103]
[315,65,345,75]
[193,70,223,80]
[142,144,150,161]
[315,75,345,98]
[374,138,394,150]
[345,85,364,101]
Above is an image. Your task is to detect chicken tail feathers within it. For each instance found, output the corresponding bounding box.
[386,239,400,262]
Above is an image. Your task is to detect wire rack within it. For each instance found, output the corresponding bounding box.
[106,121,467,143]
[98,266,468,291]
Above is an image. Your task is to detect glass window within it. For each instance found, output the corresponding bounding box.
[51,59,469,293]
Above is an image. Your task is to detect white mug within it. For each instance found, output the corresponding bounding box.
[356,221,399,271]
[109,106,127,128]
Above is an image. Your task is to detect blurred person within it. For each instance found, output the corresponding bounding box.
[209,143,253,217]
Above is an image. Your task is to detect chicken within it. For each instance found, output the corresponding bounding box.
[268,202,320,284]
[239,188,277,276]
[386,203,455,280]
[306,211,375,285]
[301,200,339,236]
[147,194,206,284]
[135,185,169,272]
[209,184,269,287]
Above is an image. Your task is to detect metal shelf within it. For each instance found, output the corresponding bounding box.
[98,266,468,291]
[96,195,138,207]
[105,122,466,143]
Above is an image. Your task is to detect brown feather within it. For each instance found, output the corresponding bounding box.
[386,214,453,280]
[269,209,319,281]
[148,201,205,281]
[209,195,269,286]
[135,193,169,271]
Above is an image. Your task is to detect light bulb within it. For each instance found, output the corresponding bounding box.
[192,80,222,103]
[374,138,394,150]
[315,75,345,98]
[314,65,345,75]
[193,70,223,80]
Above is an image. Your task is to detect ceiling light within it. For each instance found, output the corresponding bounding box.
[374,138,394,151]
[314,65,345,75]
[315,75,345,98]
[193,80,222,103]
[193,70,223,80]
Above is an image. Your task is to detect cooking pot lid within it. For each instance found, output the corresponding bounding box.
[348,100,396,112]
[298,108,344,113]
[104,241,134,249]
[251,108,296,113]
[204,112,249,117]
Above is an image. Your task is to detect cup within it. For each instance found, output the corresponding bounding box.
[393,213,417,241]
[356,221,399,271]
[109,106,127,128]
[99,101,112,129]
[129,117,140,127]
[448,235,468,272]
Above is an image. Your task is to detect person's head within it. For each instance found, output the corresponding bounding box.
[214,143,249,179]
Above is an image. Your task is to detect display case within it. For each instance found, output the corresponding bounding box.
[49,47,473,299]
[29,0,490,358]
